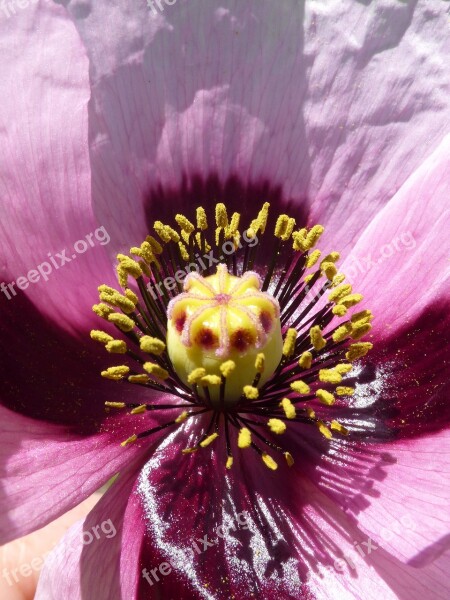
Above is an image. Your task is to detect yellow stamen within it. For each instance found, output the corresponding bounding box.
[139,336,166,355]
[336,386,355,396]
[182,447,198,455]
[116,255,142,279]
[175,214,195,234]
[175,411,189,423]
[143,362,169,380]
[332,322,352,343]
[298,351,312,369]
[101,366,130,380]
[351,309,373,324]
[90,330,113,344]
[306,250,321,268]
[249,202,270,235]
[339,293,363,308]
[316,389,335,405]
[128,374,150,384]
[305,407,316,419]
[153,222,170,243]
[346,342,373,361]
[319,369,342,384]
[268,418,287,434]
[330,420,349,435]
[187,368,207,385]
[105,340,127,354]
[321,261,337,280]
[99,290,135,314]
[145,235,163,255]
[178,242,190,261]
[215,226,223,246]
[238,428,252,448]
[105,402,126,409]
[332,273,346,286]
[351,323,372,340]
[329,284,352,303]
[121,434,138,447]
[108,313,135,332]
[130,405,147,415]
[97,284,116,296]
[282,328,297,357]
[116,266,128,288]
[196,232,210,251]
[201,375,222,386]
[310,325,326,351]
[226,456,234,469]
[200,433,219,448]
[317,421,332,439]
[224,213,240,240]
[321,252,340,264]
[335,363,352,375]
[255,353,265,374]
[332,304,347,317]
[303,273,314,284]
[284,452,295,467]
[92,303,115,319]
[215,203,228,228]
[292,225,324,252]
[196,207,208,230]
[261,452,278,470]
[138,260,152,278]
[246,226,257,241]
[275,215,296,241]
[166,226,180,243]
[280,398,296,419]
[130,242,156,265]
[220,360,236,378]
[290,380,310,395]
[243,385,259,400]
[124,289,139,305]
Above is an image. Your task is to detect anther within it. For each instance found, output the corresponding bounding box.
[316,389,335,405]
[280,398,296,419]
[310,325,326,351]
[140,336,166,355]
[290,380,310,395]
[101,366,130,380]
[238,428,252,448]
[298,351,312,369]
[268,419,287,435]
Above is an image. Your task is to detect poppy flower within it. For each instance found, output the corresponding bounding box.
[0,1,449,599]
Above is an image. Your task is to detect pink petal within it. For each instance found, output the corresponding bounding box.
[305,481,450,600]
[0,2,115,333]
[346,430,450,567]
[35,457,142,600]
[64,0,450,252]
[343,134,450,334]
[0,402,150,544]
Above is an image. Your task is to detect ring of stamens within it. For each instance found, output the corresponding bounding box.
[92,202,373,470]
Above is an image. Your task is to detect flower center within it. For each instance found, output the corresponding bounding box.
[91,201,374,471]
[166,265,283,407]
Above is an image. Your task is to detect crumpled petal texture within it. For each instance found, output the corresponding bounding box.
[64,0,450,255]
